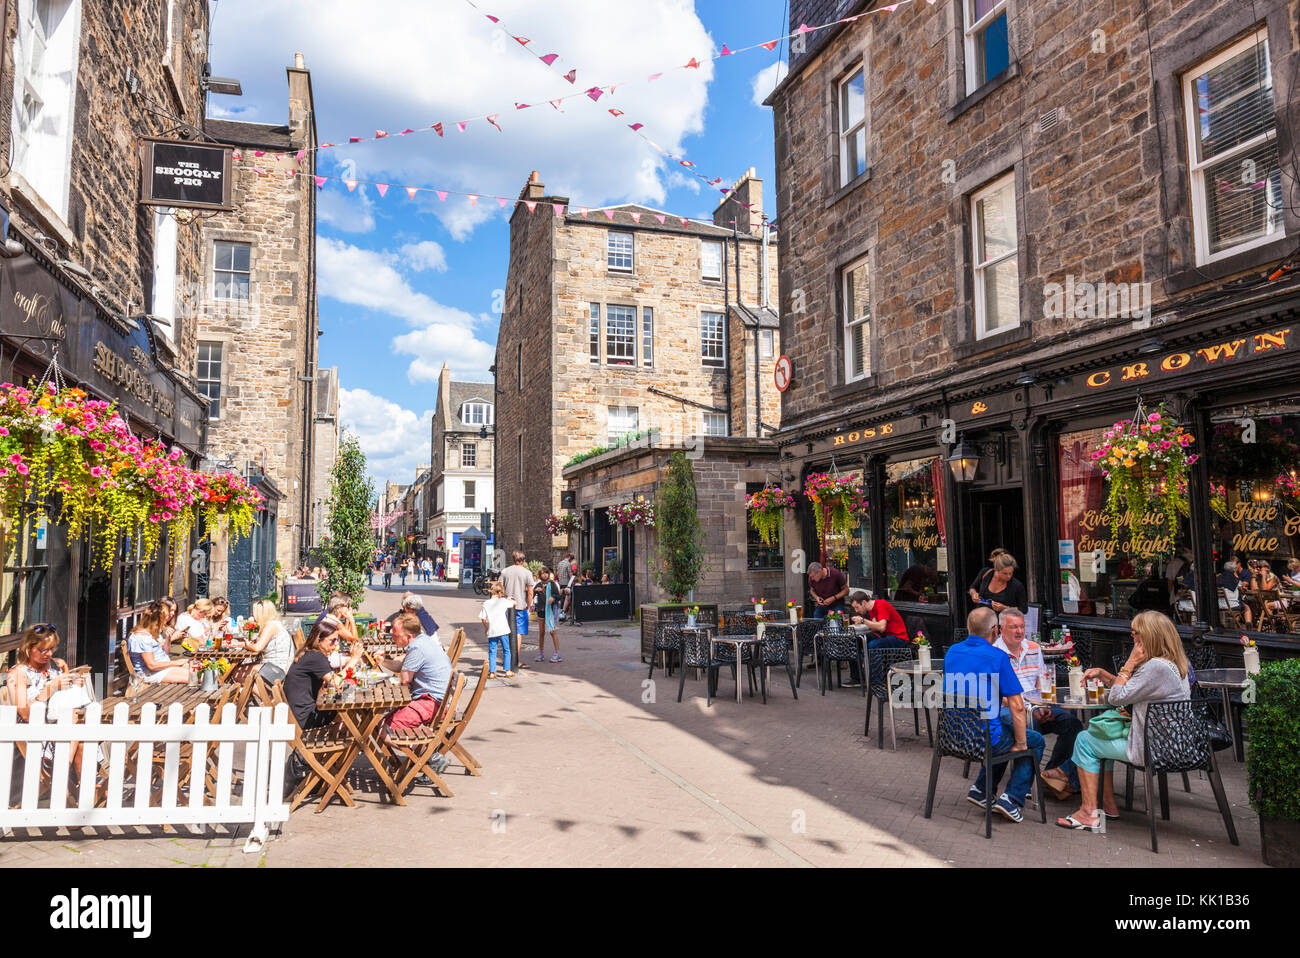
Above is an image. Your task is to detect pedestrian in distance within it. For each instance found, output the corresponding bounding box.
[480,581,515,679]
[499,551,536,669]
[533,567,563,663]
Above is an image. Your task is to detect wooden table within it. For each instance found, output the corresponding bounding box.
[98,685,228,718]
[191,647,260,663]
[313,682,411,809]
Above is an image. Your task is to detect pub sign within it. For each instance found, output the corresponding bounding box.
[138,137,234,210]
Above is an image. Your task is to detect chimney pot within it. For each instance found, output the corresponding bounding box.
[294,52,305,69]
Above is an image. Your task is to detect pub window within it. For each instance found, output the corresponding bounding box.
[607,405,638,444]
[463,480,476,510]
[118,526,162,612]
[589,303,600,364]
[842,255,871,382]
[746,482,783,570]
[213,240,251,301]
[701,311,726,367]
[838,65,867,186]
[607,231,634,271]
[1182,30,1283,265]
[703,412,728,437]
[641,307,654,367]
[1058,426,1188,620]
[11,0,82,220]
[152,209,178,341]
[883,457,948,601]
[971,173,1019,340]
[196,341,222,420]
[461,442,477,468]
[606,304,636,366]
[1206,401,1300,634]
[0,504,51,635]
[701,241,722,281]
[963,0,1011,92]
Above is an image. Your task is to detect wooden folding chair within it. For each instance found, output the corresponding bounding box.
[293,627,307,655]
[113,640,140,696]
[269,684,356,813]
[380,672,467,800]
[444,627,467,667]
[443,659,488,775]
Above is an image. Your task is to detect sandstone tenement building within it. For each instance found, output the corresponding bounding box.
[427,361,494,580]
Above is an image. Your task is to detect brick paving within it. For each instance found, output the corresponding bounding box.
[3,583,1264,867]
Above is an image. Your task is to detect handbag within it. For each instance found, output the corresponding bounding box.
[1087,707,1132,740]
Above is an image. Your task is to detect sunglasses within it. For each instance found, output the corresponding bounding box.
[30,623,56,636]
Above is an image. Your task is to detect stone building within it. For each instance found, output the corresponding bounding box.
[197,54,319,615]
[0,0,212,670]
[427,361,494,581]
[495,169,781,586]
[377,479,409,551]
[767,0,1300,662]
[310,365,339,547]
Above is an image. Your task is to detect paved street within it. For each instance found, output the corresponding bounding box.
[2,585,1262,868]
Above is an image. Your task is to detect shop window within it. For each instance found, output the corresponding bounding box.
[883,457,949,602]
[1206,402,1300,634]
[746,483,783,570]
[0,504,50,634]
[1058,426,1187,620]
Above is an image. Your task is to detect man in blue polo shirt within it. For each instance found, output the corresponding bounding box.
[943,606,1044,823]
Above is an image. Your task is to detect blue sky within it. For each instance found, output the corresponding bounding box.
[208,0,789,484]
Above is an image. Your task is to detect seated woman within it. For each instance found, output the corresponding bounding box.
[1285,558,1300,589]
[128,602,193,684]
[283,616,363,731]
[174,598,215,648]
[208,597,233,638]
[977,553,1029,613]
[1057,610,1190,831]
[159,596,180,645]
[894,564,935,603]
[6,624,96,789]
[239,598,295,682]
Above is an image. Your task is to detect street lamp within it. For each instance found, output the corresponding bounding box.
[946,440,980,483]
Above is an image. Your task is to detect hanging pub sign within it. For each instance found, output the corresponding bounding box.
[138,137,234,210]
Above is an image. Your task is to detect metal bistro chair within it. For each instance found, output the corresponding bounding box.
[752,623,797,704]
[676,627,737,706]
[794,619,824,688]
[817,627,865,696]
[1116,697,1239,853]
[923,695,1047,838]
[648,613,688,680]
[864,645,919,749]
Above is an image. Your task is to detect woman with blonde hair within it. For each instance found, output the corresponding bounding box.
[174,598,215,646]
[128,602,193,684]
[239,598,294,681]
[209,597,232,637]
[5,624,83,720]
[1057,610,1190,831]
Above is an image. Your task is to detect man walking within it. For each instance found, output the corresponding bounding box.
[500,551,535,670]
[382,554,394,590]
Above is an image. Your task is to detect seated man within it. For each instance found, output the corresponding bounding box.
[1216,560,1252,626]
[808,562,849,619]
[376,613,453,764]
[386,592,440,639]
[847,590,909,649]
[942,606,1045,824]
[994,609,1082,799]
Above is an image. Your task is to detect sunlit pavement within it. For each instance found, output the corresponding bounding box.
[2,584,1263,867]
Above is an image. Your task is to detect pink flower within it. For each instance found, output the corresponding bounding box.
[8,453,21,465]
[0,427,9,435]
[1150,424,1162,432]
[1148,413,1160,422]
[15,464,28,475]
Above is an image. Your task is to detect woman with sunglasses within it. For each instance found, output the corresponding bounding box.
[128,602,193,684]
[5,624,82,720]
[1056,610,1190,831]
[284,616,363,731]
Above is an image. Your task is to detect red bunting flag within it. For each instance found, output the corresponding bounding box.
[761,40,778,51]
[516,102,530,109]
[376,183,389,197]
[708,178,722,185]
[680,217,689,226]
[720,44,733,55]
[553,203,565,216]
[314,176,327,189]
[468,194,478,206]
[680,160,695,168]
[320,143,334,149]
[232,151,242,160]
[406,187,419,199]
[433,123,444,137]
[400,129,414,135]
[525,201,537,213]
[513,35,528,45]
[539,53,558,65]
[345,179,358,192]
[487,114,502,131]
[685,58,700,69]
[629,123,643,131]
[348,137,361,143]
[375,130,388,138]
[609,109,624,117]
[550,100,563,110]
[563,69,576,83]
[585,87,603,102]
[578,207,588,218]
[436,190,448,202]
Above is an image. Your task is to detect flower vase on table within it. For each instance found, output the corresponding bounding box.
[914,633,931,671]
[787,602,798,624]
[1241,636,1260,674]
[1066,654,1083,698]
[752,597,765,615]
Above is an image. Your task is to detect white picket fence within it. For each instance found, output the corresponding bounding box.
[0,700,295,853]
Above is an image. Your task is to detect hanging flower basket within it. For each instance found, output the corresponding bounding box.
[1275,473,1300,512]
[1209,483,1229,520]
[608,495,656,527]
[0,382,263,569]
[746,485,794,545]
[1087,405,1195,547]
[544,512,581,536]
[803,472,869,545]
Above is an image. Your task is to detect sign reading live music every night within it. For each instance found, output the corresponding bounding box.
[138,137,234,210]
[1083,327,1292,390]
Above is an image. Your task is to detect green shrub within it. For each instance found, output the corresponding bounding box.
[653,452,706,601]
[1248,658,1300,821]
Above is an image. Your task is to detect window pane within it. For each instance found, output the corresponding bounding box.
[1193,38,1272,163]
[701,312,725,367]
[607,232,633,270]
[850,322,868,378]
[840,69,864,128]
[976,179,1016,262]
[589,303,600,364]
[1204,138,1283,254]
[704,412,727,436]
[606,305,635,365]
[642,307,653,366]
[608,405,638,444]
[975,12,1010,86]
[883,458,948,600]
[971,0,1001,20]
[980,256,1019,333]
[232,243,251,271]
[746,481,783,569]
[760,330,774,359]
[702,242,721,279]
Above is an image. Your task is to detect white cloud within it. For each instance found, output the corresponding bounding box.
[392,324,496,383]
[339,387,433,487]
[209,0,719,238]
[318,185,375,233]
[399,240,448,272]
[751,60,788,108]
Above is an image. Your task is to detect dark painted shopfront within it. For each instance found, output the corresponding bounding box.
[780,287,1300,667]
[0,234,206,679]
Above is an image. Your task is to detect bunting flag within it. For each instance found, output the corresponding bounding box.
[629,212,641,223]
[654,214,666,224]
[498,196,508,208]
[487,114,502,131]
[436,190,448,201]
[344,179,358,192]
[720,45,733,56]
[348,137,361,143]
[515,102,530,109]
[563,69,576,83]
[525,201,537,213]
[314,175,327,189]
[406,186,419,199]
[539,53,559,65]
[375,183,389,197]
[375,130,389,138]
[433,123,444,137]
[468,194,478,206]
[628,123,643,131]
[552,203,565,216]
[457,121,468,132]
[604,209,615,221]
[585,87,603,102]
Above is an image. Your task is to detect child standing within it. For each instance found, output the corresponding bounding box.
[480,581,514,678]
[534,567,564,663]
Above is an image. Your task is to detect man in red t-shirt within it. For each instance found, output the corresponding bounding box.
[848,590,910,649]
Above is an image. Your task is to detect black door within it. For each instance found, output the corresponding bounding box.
[963,488,1027,594]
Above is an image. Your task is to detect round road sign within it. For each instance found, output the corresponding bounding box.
[774,354,793,392]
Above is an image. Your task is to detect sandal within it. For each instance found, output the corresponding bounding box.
[1056,814,1102,831]
[550,654,564,663]
[503,671,515,678]
[487,673,497,680]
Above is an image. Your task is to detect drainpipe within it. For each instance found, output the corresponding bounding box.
[722,233,731,433]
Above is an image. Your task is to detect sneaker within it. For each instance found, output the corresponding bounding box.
[550,654,564,663]
[993,793,1023,823]
[966,785,987,809]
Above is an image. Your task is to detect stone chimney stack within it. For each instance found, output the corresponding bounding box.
[523,170,546,201]
[287,53,314,147]
[712,168,763,235]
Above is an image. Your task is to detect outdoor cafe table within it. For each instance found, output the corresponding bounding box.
[709,634,760,705]
[1024,686,1111,725]
[313,681,412,809]
[1193,668,1251,762]
[888,658,944,747]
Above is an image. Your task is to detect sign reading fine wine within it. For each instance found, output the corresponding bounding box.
[138,138,234,210]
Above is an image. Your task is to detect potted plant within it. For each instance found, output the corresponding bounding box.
[751,595,766,615]
[545,511,581,548]
[1248,658,1300,867]
[608,495,656,527]
[746,485,795,545]
[803,472,869,562]
[652,452,707,602]
[685,605,700,629]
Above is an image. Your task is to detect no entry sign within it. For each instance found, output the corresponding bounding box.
[774,354,793,392]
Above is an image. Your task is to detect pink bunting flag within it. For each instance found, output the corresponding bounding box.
[254,150,265,157]
[468,194,478,206]
[314,175,327,189]
[797,23,813,33]
[629,212,641,223]
[685,58,700,69]
[761,40,778,51]
[487,114,502,131]
[604,209,615,221]
[516,102,531,109]
[654,214,666,224]
[436,190,448,202]
[253,167,267,176]
[679,160,695,168]
[578,207,588,218]
[525,201,537,214]
[550,100,563,110]
[400,129,414,135]
[375,130,388,138]
[539,53,558,65]
[563,69,576,83]
[497,196,508,209]
[457,121,468,132]
[608,109,624,117]
[486,14,498,22]
[629,123,643,131]
[376,183,389,197]
[296,150,305,163]
[348,137,362,143]
[513,35,529,45]
[406,187,419,199]
[433,123,444,137]
[585,87,603,102]
[345,179,358,192]
[553,203,565,216]
[720,44,733,55]
[648,73,662,81]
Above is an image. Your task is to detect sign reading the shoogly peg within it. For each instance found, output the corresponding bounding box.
[1084,328,1292,391]
[139,138,234,210]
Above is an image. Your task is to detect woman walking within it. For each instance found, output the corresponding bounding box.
[533,567,563,663]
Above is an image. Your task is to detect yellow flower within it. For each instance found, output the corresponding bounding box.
[1123,458,1136,468]
[1136,440,1148,452]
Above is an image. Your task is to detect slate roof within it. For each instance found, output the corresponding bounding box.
[443,381,495,433]
[204,118,296,150]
